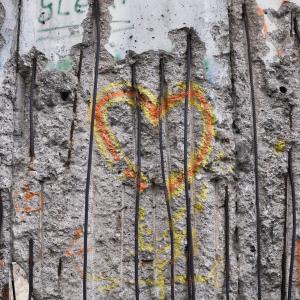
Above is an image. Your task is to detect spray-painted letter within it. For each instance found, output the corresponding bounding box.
[58,0,70,16]
[38,0,53,24]
[75,0,89,14]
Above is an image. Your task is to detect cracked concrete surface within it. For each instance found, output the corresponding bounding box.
[0,0,300,299]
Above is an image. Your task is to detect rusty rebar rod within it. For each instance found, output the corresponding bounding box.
[83,1,101,299]
[159,56,175,299]
[184,29,195,300]
[243,4,262,299]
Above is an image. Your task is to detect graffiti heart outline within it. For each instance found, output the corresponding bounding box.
[90,82,215,199]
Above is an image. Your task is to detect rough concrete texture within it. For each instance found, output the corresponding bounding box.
[0,0,300,299]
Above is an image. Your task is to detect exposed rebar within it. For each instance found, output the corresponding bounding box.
[58,257,63,277]
[0,191,3,245]
[281,175,288,300]
[29,56,37,159]
[28,238,34,300]
[159,56,175,299]
[184,29,195,300]
[132,62,142,300]
[10,262,16,300]
[224,185,230,299]
[243,4,262,299]
[16,0,22,72]
[287,149,296,300]
[83,1,101,299]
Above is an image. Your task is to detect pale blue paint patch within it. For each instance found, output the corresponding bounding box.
[203,57,221,84]
[46,57,74,72]
[115,51,123,61]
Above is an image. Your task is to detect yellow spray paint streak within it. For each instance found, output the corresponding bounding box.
[92,82,215,196]
[86,82,220,297]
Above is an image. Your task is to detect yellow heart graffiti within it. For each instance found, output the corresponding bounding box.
[92,82,215,198]
[84,82,219,298]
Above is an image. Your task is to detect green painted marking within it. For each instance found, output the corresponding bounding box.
[57,58,73,72]
[115,52,122,61]
[46,57,73,72]
[58,0,70,15]
[38,0,53,24]
[75,0,89,13]
[38,24,80,32]
[203,58,210,71]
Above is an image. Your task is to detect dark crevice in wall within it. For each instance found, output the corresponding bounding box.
[1,283,9,300]
[65,49,84,168]
[28,238,34,300]
[38,181,45,296]
[281,175,288,299]
[228,5,238,135]
[58,257,63,277]
[228,2,240,298]
[0,190,3,248]
[224,184,230,299]
[29,55,38,161]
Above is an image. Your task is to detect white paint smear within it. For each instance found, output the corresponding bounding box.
[106,0,229,86]
[256,0,300,64]
[257,0,300,10]
[0,0,18,80]
[20,0,88,62]
[106,0,228,60]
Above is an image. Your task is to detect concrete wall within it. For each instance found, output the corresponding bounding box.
[0,0,300,299]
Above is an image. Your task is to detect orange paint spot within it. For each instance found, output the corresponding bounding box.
[258,6,264,17]
[263,19,269,37]
[277,48,284,57]
[0,259,5,268]
[76,248,84,256]
[75,264,84,278]
[93,83,214,199]
[66,249,73,257]
[74,227,83,240]
[23,184,41,201]
[24,206,34,213]
[123,168,149,192]
[76,247,93,257]
[15,203,20,213]
[24,191,39,201]
[24,206,42,213]
[15,184,45,217]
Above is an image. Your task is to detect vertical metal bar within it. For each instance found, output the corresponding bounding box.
[159,56,175,299]
[287,149,296,300]
[29,56,37,159]
[83,1,101,299]
[243,4,262,299]
[58,257,62,277]
[294,17,300,42]
[28,238,34,300]
[0,191,3,245]
[184,29,195,299]
[132,62,141,300]
[16,0,22,72]
[224,185,230,299]
[10,263,16,300]
[281,175,288,300]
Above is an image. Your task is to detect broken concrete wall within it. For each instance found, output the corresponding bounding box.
[0,0,299,299]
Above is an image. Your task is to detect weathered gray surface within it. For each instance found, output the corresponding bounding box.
[0,0,300,299]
